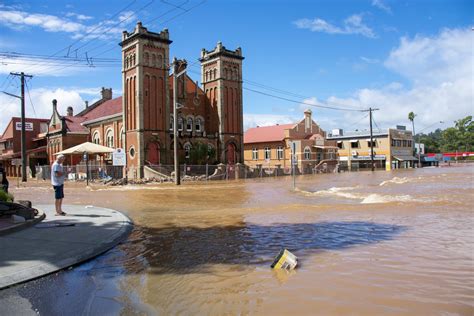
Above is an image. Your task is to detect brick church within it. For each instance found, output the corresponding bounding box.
[45,22,244,178]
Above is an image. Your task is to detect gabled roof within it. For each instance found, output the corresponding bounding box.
[64,116,88,133]
[244,124,294,144]
[82,97,122,124]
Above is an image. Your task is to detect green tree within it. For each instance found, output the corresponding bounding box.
[454,116,474,151]
[188,142,216,164]
[441,127,460,152]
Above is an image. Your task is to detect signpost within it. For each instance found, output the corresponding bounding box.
[83,152,89,186]
[112,148,126,166]
[15,122,33,131]
[290,141,297,190]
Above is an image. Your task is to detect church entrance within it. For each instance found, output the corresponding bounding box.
[147,142,160,165]
[227,143,236,165]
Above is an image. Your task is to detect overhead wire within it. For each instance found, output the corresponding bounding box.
[25,78,37,118]
[16,0,139,74]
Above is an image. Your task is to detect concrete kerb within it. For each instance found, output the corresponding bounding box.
[0,209,46,237]
[0,205,133,289]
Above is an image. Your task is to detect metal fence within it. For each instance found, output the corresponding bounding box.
[36,164,123,182]
[36,160,386,183]
[145,162,339,182]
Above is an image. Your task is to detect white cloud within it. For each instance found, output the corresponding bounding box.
[384,28,472,85]
[0,8,125,40]
[323,27,473,132]
[360,56,379,64]
[243,114,296,131]
[372,0,392,14]
[0,87,104,132]
[66,12,93,21]
[0,56,94,77]
[294,14,376,38]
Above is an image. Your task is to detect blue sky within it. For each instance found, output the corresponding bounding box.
[0,0,472,134]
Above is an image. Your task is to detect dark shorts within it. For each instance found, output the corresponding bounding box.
[53,185,64,200]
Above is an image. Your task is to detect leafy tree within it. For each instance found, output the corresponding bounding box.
[454,116,474,151]
[441,127,460,152]
[188,142,216,164]
[412,116,473,153]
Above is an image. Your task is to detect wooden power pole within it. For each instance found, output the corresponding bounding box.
[8,72,33,182]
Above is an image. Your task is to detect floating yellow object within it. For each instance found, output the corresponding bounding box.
[271,249,298,270]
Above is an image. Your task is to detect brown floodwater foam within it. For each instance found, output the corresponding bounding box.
[6,165,474,315]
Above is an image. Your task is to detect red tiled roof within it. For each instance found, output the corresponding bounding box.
[244,124,294,144]
[64,116,88,133]
[82,96,122,122]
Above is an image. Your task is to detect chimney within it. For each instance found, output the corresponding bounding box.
[52,99,58,113]
[67,106,73,116]
[85,100,89,108]
[304,109,312,133]
[101,87,112,100]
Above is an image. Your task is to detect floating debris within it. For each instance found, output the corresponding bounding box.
[271,249,298,270]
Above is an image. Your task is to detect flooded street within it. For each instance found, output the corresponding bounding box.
[2,166,473,315]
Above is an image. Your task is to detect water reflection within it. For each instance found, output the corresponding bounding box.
[113,221,406,275]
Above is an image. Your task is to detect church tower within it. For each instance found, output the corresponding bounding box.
[200,42,244,164]
[120,22,172,177]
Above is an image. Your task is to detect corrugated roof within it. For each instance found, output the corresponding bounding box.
[244,124,294,144]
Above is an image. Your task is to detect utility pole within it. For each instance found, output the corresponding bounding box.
[172,58,187,185]
[4,72,33,182]
[364,107,379,172]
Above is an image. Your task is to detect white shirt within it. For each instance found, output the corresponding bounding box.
[51,161,65,186]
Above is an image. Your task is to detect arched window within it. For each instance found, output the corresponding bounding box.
[205,71,209,82]
[157,55,163,69]
[169,115,174,130]
[304,146,311,160]
[224,68,228,79]
[234,67,239,80]
[92,131,100,145]
[119,127,125,149]
[195,117,202,132]
[144,52,149,65]
[178,117,183,131]
[151,54,156,67]
[213,68,217,79]
[184,143,191,159]
[186,117,193,131]
[106,129,114,148]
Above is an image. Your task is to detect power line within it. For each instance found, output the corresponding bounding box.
[25,78,37,118]
[33,0,202,76]
[186,61,366,111]
[17,0,139,75]
[88,0,205,60]
[243,86,365,112]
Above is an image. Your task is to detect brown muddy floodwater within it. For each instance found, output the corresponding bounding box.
[4,165,474,315]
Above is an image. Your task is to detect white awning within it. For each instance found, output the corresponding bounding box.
[55,142,114,155]
[337,140,343,143]
[394,155,417,161]
[350,140,359,143]
[313,145,339,149]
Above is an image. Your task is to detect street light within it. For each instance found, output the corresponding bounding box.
[172,58,187,185]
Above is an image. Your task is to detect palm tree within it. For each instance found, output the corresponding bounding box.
[408,112,420,167]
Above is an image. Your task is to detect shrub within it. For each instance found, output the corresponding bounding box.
[0,189,14,202]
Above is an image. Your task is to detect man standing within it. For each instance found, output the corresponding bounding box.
[0,162,8,193]
[51,154,67,216]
